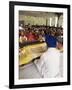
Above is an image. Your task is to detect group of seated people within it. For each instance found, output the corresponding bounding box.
[19,25,63,45]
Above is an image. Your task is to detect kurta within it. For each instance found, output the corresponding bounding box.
[34,48,61,78]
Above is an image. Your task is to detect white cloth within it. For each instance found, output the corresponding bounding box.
[59,52,63,77]
[34,48,61,78]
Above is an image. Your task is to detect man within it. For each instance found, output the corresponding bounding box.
[19,31,27,43]
[34,34,63,78]
[56,36,63,77]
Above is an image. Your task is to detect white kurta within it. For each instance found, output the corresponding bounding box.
[34,48,61,78]
[60,52,63,77]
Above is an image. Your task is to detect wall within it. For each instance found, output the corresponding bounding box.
[58,15,63,27]
[19,15,46,25]
[19,13,62,27]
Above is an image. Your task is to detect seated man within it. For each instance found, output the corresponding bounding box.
[34,35,63,78]
[56,36,63,77]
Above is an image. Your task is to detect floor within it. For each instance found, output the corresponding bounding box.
[19,61,42,79]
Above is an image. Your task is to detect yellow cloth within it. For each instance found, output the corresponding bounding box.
[19,43,47,65]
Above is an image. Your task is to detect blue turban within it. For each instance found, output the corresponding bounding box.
[45,34,56,47]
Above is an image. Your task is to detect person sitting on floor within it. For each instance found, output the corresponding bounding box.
[34,34,63,78]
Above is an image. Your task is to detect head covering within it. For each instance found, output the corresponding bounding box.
[45,34,57,47]
[57,36,63,44]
